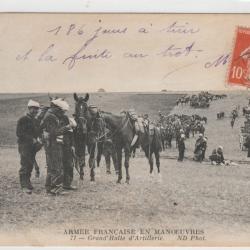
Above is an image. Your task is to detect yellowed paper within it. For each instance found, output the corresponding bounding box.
[0,13,250,246]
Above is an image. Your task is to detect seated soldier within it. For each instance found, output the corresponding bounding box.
[209,146,225,165]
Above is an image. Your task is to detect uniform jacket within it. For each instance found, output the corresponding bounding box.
[16,113,39,145]
[40,108,71,145]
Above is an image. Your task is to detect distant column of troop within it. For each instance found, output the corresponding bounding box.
[16,99,77,195]
[155,111,225,164]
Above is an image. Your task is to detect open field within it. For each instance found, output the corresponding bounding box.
[0,92,180,145]
[0,91,250,246]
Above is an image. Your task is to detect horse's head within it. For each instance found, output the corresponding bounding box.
[91,111,106,137]
[73,93,90,134]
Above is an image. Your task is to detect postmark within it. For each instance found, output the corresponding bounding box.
[228,26,250,87]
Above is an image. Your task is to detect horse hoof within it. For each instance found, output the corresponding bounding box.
[80,176,84,180]
[106,171,111,175]
[116,180,121,184]
[125,180,130,184]
[90,178,95,182]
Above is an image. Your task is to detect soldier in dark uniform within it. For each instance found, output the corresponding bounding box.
[201,137,208,161]
[193,134,203,162]
[244,135,250,157]
[40,99,72,195]
[16,100,42,194]
[61,116,77,190]
[177,134,185,161]
[209,146,225,165]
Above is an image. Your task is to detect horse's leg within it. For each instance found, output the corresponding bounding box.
[96,142,102,168]
[143,146,153,174]
[77,143,85,180]
[111,149,118,175]
[89,144,95,182]
[77,154,85,180]
[104,153,111,174]
[124,147,130,184]
[149,151,153,173]
[116,147,122,184]
[155,150,160,173]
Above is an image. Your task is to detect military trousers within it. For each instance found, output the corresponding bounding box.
[45,142,64,192]
[18,143,36,188]
[63,146,74,188]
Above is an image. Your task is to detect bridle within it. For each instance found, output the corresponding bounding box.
[74,100,89,134]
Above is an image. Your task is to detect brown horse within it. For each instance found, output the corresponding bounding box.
[139,124,162,174]
[73,92,99,181]
[100,111,136,184]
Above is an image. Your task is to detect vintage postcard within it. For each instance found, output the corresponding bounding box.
[0,13,250,247]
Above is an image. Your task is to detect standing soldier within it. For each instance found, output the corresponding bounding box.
[244,135,250,157]
[61,116,78,190]
[41,99,72,195]
[177,134,185,161]
[201,137,208,161]
[193,134,204,161]
[231,108,238,128]
[16,100,41,194]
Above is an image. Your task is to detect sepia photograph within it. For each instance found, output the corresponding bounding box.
[0,12,249,246]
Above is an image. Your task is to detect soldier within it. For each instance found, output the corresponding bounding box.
[177,134,185,161]
[193,134,202,162]
[209,146,225,165]
[201,137,208,161]
[16,100,42,194]
[158,111,165,125]
[231,109,238,128]
[243,135,250,157]
[41,99,72,195]
[62,116,77,190]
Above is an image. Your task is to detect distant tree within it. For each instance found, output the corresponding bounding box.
[97,88,106,93]
[161,89,167,92]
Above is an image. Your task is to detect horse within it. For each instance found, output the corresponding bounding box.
[73,92,99,181]
[95,116,118,175]
[100,111,136,184]
[139,124,162,174]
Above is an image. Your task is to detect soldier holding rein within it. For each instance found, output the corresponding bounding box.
[40,98,73,195]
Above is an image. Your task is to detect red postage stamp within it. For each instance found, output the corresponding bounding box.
[228,26,250,87]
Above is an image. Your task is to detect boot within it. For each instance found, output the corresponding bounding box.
[27,173,34,190]
[19,174,27,189]
[22,187,32,194]
[27,179,34,190]
[63,185,77,191]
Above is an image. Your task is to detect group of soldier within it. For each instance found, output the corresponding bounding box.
[156,112,225,164]
[16,98,77,195]
[176,92,227,109]
[16,97,231,195]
